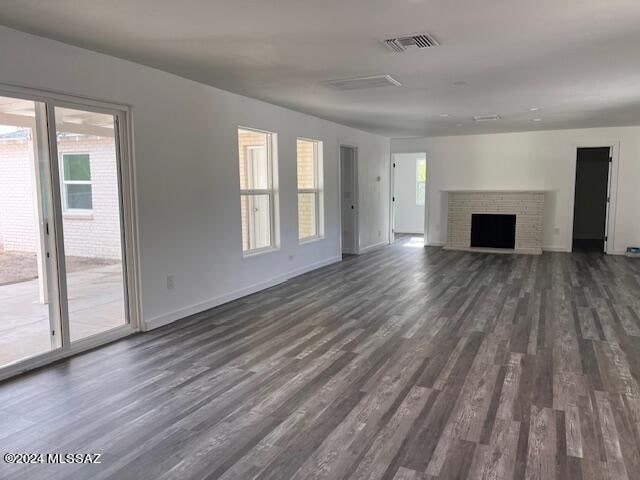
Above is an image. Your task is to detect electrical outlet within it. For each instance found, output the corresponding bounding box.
[554,227,560,235]
[378,230,381,238]
[289,255,294,261]
[166,274,175,290]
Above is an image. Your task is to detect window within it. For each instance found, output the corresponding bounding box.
[238,127,278,254]
[416,158,426,205]
[62,153,93,210]
[297,138,323,241]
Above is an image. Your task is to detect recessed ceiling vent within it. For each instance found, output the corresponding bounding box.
[327,74,401,90]
[473,114,501,122]
[383,33,439,52]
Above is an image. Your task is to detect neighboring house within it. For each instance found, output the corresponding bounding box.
[0,128,122,259]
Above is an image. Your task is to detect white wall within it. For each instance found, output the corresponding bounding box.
[393,153,425,234]
[0,26,390,329]
[392,127,640,253]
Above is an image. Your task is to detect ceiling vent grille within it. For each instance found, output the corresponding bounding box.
[327,75,402,90]
[473,114,501,122]
[383,33,439,52]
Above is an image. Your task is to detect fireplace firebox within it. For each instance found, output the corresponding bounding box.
[470,214,516,249]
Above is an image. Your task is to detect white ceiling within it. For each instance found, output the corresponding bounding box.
[1,0,640,137]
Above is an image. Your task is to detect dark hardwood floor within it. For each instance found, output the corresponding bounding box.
[2,239,640,480]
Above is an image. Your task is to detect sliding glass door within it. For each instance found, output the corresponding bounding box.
[53,106,127,342]
[0,96,61,367]
[0,91,133,374]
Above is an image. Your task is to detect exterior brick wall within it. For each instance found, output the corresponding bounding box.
[0,134,122,259]
[446,191,544,254]
[0,139,37,252]
[297,139,316,239]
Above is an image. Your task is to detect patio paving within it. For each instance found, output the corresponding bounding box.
[0,262,126,367]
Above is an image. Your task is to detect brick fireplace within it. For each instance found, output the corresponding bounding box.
[444,190,545,254]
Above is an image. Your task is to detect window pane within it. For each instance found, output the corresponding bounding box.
[241,194,271,251]
[416,158,426,205]
[416,158,426,182]
[0,95,61,368]
[416,182,426,205]
[64,154,91,181]
[298,193,317,239]
[55,105,126,343]
[238,129,269,190]
[240,195,249,251]
[297,139,315,189]
[66,184,93,209]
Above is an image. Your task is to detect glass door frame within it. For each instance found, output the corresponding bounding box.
[0,83,141,381]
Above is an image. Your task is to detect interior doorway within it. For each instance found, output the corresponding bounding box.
[391,153,426,243]
[340,145,358,255]
[572,146,611,252]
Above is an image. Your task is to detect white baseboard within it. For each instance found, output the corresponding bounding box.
[358,241,389,254]
[542,246,627,255]
[144,255,342,331]
[542,246,571,252]
[425,241,445,247]
[395,230,424,235]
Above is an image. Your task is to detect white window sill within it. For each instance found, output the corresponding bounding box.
[299,235,324,245]
[242,246,279,258]
[63,211,94,220]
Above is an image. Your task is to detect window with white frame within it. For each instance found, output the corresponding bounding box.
[296,138,323,241]
[416,158,426,205]
[238,127,277,254]
[62,153,93,210]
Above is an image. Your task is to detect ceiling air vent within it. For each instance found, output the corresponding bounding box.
[473,114,501,122]
[383,33,439,52]
[327,75,402,90]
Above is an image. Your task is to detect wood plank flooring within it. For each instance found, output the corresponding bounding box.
[1,237,640,479]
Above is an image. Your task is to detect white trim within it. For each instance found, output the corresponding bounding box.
[425,241,445,247]
[145,255,342,330]
[542,246,572,252]
[238,127,278,255]
[60,151,93,212]
[0,324,134,382]
[0,81,131,114]
[391,152,428,244]
[0,86,141,380]
[423,154,431,243]
[242,244,280,258]
[358,240,388,254]
[416,157,426,205]
[299,235,324,245]
[296,137,324,242]
[389,152,395,244]
[568,143,620,254]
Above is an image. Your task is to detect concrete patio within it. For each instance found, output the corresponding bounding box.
[0,262,126,367]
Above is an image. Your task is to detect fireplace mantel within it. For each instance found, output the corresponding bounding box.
[444,190,545,255]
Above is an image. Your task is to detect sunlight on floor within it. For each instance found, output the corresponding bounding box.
[400,236,425,248]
